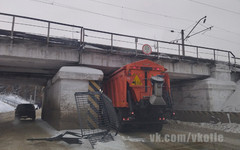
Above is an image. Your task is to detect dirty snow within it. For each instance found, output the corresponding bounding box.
[0,94,29,106]
[221,80,240,112]
[59,66,103,75]
[0,94,29,113]
[175,120,240,134]
[95,135,128,150]
[94,134,147,150]
[37,121,126,150]
[121,135,145,142]
[0,101,15,113]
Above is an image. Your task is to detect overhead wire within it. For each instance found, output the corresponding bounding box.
[28,0,181,31]
[213,26,240,37]
[29,0,240,39]
[89,0,240,37]
[27,0,240,45]
[203,34,240,45]
[88,0,195,22]
[187,0,240,15]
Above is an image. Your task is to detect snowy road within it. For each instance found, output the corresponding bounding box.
[120,121,240,150]
[1,111,240,150]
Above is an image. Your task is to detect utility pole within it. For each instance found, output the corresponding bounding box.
[181,30,185,56]
[171,16,212,57]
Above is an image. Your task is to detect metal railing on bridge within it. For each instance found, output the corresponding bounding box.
[0,12,238,66]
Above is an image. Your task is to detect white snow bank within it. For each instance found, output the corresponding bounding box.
[221,80,240,112]
[121,135,145,142]
[37,122,126,150]
[95,135,128,150]
[0,101,15,113]
[95,134,146,150]
[60,66,103,75]
[176,120,240,134]
[0,94,29,108]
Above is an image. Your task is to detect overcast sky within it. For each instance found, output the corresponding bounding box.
[0,0,240,58]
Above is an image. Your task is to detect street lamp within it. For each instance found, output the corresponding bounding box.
[184,16,207,41]
[182,16,207,56]
[171,16,212,56]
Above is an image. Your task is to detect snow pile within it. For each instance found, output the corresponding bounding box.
[198,122,240,133]
[121,135,145,142]
[95,135,128,150]
[221,80,240,112]
[176,120,240,134]
[0,94,29,107]
[0,100,15,113]
[95,134,146,150]
[36,122,126,150]
[0,94,29,113]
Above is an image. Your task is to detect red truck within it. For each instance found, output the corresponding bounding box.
[103,59,174,131]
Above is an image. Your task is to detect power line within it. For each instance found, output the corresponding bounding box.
[203,34,240,45]
[89,0,240,38]
[187,0,240,15]
[88,0,195,22]
[213,26,240,37]
[28,0,181,31]
[28,0,240,39]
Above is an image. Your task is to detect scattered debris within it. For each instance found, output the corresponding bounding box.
[27,131,83,144]
[74,91,119,148]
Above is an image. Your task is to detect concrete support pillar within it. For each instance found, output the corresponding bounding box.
[172,63,236,112]
[42,66,103,130]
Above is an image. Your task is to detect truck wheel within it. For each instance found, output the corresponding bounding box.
[116,110,126,132]
[154,124,163,132]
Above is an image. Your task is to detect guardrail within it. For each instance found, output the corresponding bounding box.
[0,12,237,66]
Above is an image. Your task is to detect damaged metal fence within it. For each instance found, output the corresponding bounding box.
[74,91,119,148]
[28,91,119,149]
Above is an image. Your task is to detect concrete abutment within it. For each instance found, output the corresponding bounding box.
[42,66,103,130]
[172,63,236,112]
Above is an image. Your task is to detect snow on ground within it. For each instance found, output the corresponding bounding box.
[175,120,240,134]
[0,100,15,113]
[36,120,127,150]
[95,134,146,150]
[95,135,128,150]
[0,94,29,113]
[0,94,29,105]
[120,135,145,142]
[0,94,29,104]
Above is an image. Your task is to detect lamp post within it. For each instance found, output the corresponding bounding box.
[172,16,210,56]
[181,29,185,56]
[184,16,207,41]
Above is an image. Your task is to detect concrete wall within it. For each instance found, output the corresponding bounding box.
[42,79,89,129]
[172,64,236,112]
[0,39,79,75]
[0,40,79,62]
[80,50,210,80]
[0,39,211,81]
[155,60,210,80]
[42,66,103,130]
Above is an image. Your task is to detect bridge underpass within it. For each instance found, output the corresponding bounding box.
[0,36,236,129]
[0,35,212,81]
[0,13,239,129]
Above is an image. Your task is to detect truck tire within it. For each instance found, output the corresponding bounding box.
[116,109,127,132]
[32,116,36,121]
[154,124,163,132]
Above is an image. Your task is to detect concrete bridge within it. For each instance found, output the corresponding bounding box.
[0,12,239,129]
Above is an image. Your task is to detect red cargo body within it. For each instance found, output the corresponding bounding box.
[104,59,171,108]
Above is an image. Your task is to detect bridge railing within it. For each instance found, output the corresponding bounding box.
[0,12,237,66]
